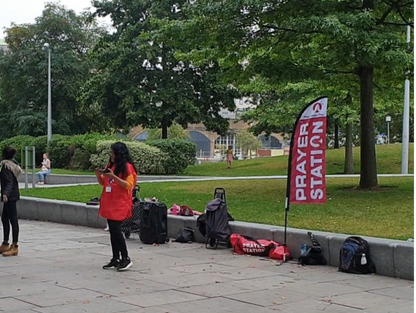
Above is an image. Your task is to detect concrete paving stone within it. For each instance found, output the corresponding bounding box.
[0,280,71,298]
[213,254,282,268]
[165,262,239,274]
[270,298,363,313]
[14,288,106,308]
[59,277,174,296]
[179,279,271,298]
[114,289,207,307]
[322,291,409,310]
[329,275,413,290]
[31,297,142,313]
[0,297,41,312]
[282,281,364,297]
[145,271,232,288]
[369,284,414,300]
[153,296,288,313]
[224,288,313,307]
[0,220,412,313]
[360,300,414,313]
[212,266,288,281]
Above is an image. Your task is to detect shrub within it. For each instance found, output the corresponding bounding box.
[0,135,35,164]
[29,136,48,165]
[146,139,196,174]
[48,135,73,168]
[69,133,123,170]
[90,140,167,174]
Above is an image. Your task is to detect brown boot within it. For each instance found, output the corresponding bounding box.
[0,243,10,254]
[3,244,18,257]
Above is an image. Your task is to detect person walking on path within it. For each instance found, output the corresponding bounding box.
[95,142,138,271]
[37,153,51,184]
[0,146,22,256]
[226,146,234,168]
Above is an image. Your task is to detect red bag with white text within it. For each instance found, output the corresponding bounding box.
[269,245,290,261]
[230,234,278,256]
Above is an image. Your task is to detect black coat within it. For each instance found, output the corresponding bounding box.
[0,166,20,202]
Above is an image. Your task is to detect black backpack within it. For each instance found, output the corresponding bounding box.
[299,232,327,266]
[339,236,376,274]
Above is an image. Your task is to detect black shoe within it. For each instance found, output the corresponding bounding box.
[103,258,119,269]
[117,257,133,271]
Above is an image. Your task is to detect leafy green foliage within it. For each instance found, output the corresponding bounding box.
[236,131,263,158]
[0,3,105,138]
[146,139,196,174]
[0,135,35,163]
[84,0,239,137]
[90,140,167,174]
[147,123,190,141]
[166,0,413,188]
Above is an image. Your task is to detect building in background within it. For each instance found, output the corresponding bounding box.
[0,39,7,51]
[129,98,286,160]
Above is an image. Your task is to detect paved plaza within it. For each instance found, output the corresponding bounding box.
[0,220,413,313]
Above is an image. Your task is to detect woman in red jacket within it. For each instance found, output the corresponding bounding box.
[95,142,137,271]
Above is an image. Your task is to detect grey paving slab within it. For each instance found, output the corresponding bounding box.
[0,220,412,313]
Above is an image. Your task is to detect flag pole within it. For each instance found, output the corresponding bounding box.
[283,96,328,260]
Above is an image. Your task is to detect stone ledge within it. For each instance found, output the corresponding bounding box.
[19,174,97,185]
[18,197,413,280]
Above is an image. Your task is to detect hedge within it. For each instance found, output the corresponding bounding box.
[0,134,195,174]
[146,139,196,174]
[90,140,167,174]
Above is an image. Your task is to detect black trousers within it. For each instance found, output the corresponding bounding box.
[107,219,128,261]
[2,201,19,244]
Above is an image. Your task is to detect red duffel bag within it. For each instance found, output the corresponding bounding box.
[230,234,278,256]
[269,245,290,261]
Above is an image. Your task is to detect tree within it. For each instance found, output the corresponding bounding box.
[83,0,238,139]
[168,0,413,189]
[147,123,190,140]
[0,2,105,138]
[236,131,263,158]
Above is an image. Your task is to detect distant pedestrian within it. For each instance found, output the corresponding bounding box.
[0,146,22,257]
[226,146,234,168]
[37,153,51,184]
[95,142,138,271]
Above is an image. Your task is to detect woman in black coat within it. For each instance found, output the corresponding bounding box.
[0,147,22,256]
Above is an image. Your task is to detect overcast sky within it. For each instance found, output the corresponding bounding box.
[0,0,95,39]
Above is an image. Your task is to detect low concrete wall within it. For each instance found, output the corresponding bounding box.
[18,197,413,280]
[19,174,97,185]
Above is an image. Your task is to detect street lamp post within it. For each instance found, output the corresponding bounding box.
[43,43,52,142]
[385,115,391,144]
[401,25,411,174]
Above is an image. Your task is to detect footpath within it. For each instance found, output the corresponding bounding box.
[0,220,413,313]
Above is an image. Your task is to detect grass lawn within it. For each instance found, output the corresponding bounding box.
[24,144,413,177]
[183,144,414,176]
[21,176,414,241]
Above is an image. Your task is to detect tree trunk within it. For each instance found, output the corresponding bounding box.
[344,123,354,174]
[334,121,339,149]
[358,66,378,189]
[161,118,168,139]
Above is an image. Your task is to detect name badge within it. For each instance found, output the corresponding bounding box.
[105,186,112,193]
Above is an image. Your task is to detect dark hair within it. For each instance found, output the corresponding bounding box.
[108,142,137,178]
[2,146,17,160]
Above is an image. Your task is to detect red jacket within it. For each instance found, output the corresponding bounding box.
[99,163,137,221]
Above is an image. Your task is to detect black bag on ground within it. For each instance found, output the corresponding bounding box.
[339,236,376,274]
[139,201,169,244]
[204,198,232,248]
[175,227,194,243]
[197,214,207,237]
[299,232,327,266]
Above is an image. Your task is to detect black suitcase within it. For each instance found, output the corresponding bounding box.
[139,201,169,244]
